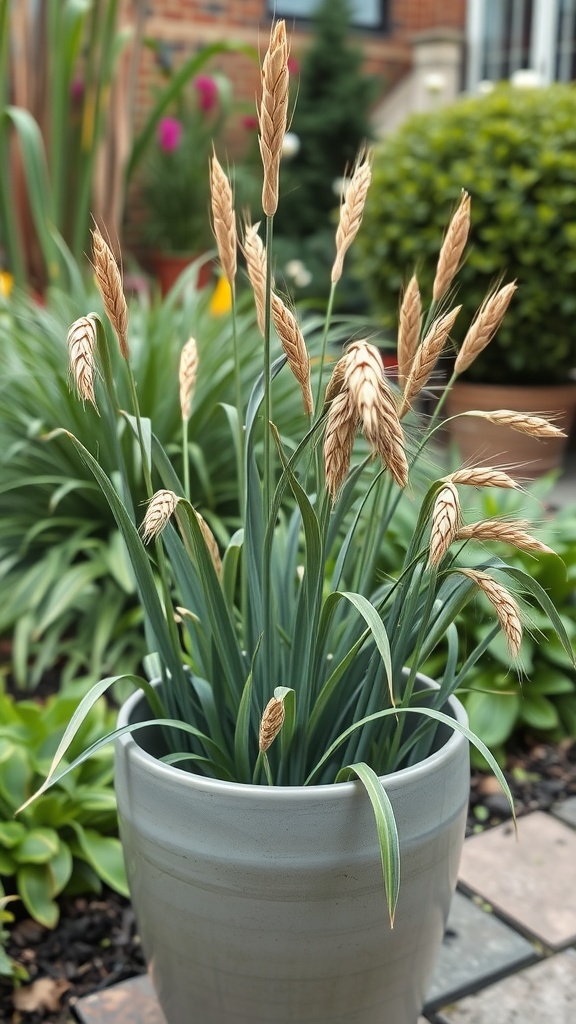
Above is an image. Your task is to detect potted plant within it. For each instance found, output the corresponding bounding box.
[356,84,576,475]
[22,23,573,1024]
[142,72,231,294]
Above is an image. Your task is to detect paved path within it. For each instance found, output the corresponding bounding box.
[74,797,576,1024]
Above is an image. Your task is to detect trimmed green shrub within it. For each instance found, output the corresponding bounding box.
[356,84,576,385]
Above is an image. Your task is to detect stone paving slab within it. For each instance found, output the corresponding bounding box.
[553,795,576,829]
[425,892,536,1009]
[74,974,165,1024]
[458,811,576,948]
[435,949,576,1024]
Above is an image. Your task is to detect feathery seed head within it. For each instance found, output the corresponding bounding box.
[67,315,98,410]
[331,150,372,284]
[259,20,289,217]
[399,305,461,417]
[456,519,555,556]
[210,152,237,285]
[460,409,566,439]
[195,511,222,578]
[141,490,180,544]
[91,227,129,359]
[397,275,422,387]
[271,292,313,415]
[259,696,286,752]
[432,190,471,303]
[324,388,358,501]
[179,337,198,421]
[242,218,267,335]
[460,568,523,657]
[324,355,347,405]
[454,282,517,376]
[429,482,461,567]
[446,467,519,490]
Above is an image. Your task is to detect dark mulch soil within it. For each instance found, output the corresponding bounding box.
[1,736,576,1024]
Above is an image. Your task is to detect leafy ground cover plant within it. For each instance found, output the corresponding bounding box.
[22,22,574,926]
[0,685,127,929]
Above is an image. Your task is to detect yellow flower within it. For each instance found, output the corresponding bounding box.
[209,275,232,316]
[0,271,14,298]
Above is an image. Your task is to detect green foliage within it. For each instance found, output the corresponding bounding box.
[356,84,576,384]
[0,685,127,929]
[0,272,300,689]
[0,881,28,984]
[275,0,377,240]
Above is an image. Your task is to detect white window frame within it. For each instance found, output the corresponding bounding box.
[467,0,575,91]
[269,0,386,30]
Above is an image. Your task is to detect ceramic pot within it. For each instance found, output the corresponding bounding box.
[151,251,212,296]
[115,677,469,1024]
[445,381,576,477]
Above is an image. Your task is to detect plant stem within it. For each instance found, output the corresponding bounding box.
[314,280,337,419]
[230,283,245,499]
[182,418,190,501]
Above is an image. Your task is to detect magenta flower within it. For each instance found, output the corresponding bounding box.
[194,75,218,112]
[242,114,258,131]
[287,56,300,75]
[158,117,183,153]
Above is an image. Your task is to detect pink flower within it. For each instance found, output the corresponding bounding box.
[194,75,218,112]
[242,114,258,131]
[158,117,183,153]
[287,56,300,75]
[71,78,84,103]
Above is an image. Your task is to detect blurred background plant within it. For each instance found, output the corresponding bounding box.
[141,72,232,257]
[356,83,576,386]
[0,683,127,928]
[273,0,378,307]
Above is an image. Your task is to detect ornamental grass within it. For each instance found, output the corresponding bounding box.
[23,21,574,924]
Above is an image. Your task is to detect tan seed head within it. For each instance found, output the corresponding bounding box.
[343,341,408,488]
[429,482,461,567]
[141,490,179,544]
[324,388,358,501]
[259,20,289,217]
[331,150,372,284]
[195,511,222,578]
[432,190,471,303]
[459,569,523,658]
[454,283,517,376]
[456,519,554,555]
[91,227,129,360]
[397,275,422,387]
[179,338,198,421]
[67,315,98,410]
[242,218,268,335]
[445,467,519,490]
[259,696,285,752]
[210,152,237,286]
[400,306,461,417]
[460,409,565,439]
[271,293,313,415]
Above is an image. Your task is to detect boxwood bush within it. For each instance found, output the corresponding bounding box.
[356,84,576,385]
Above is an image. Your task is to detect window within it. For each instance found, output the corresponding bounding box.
[467,0,576,90]
[269,0,386,31]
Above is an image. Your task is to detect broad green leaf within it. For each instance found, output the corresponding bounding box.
[17,864,59,928]
[13,828,60,865]
[0,821,26,847]
[68,823,128,897]
[48,839,73,897]
[337,761,400,927]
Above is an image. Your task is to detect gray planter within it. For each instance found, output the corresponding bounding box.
[115,676,469,1024]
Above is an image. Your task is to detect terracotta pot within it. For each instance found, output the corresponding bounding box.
[115,675,469,1024]
[151,251,213,296]
[445,381,576,477]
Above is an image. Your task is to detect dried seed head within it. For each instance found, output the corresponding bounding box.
[399,306,461,417]
[324,355,347,404]
[141,490,179,544]
[429,482,461,567]
[446,467,519,490]
[195,511,222,578]
[331,150,372,284]
[210,152,237,285]
[456,519,555,556]
[259,696,286,752]
[324,388,358,500]
[271,293,313,415]
[91,227,129,359]
[454,282,517,376]
[344,341,408,488]
[459,568,523,658]
[259,20,289,217]
[432,191,471,303]
[243,218,268,335]
[179,337,198,421]
[460,409,566,439]
[397,275,422,387]
[67,315,98,410]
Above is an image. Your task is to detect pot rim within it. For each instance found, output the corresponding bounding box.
[116,671,468,802]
